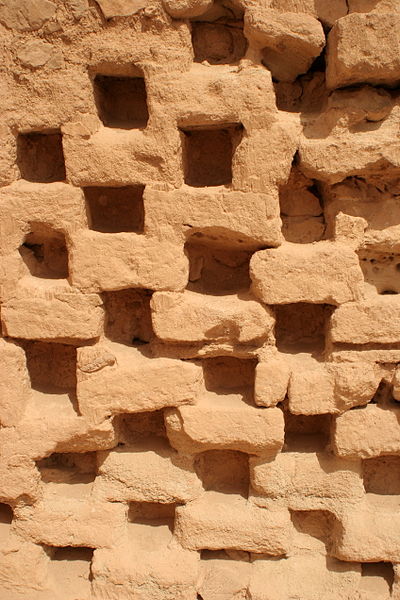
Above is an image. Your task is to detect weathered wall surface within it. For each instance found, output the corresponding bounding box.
[1,0,400,598]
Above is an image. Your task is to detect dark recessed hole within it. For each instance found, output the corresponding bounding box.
[0,503,13,526]
[284,411,331,452]
[128,502,176,531]
[185,238,252,294]
[19,223,68,279]
[195,449,250,497]
[192,21,247,64]
[93,74,149,129]
[274,303,333,354]
[102,288,153,346]
[370,380,397,406]
[23,341,77,393]
[291,510,336,551]
[115,410,167,445]
[49,547,94,592]
[17,130,66,183]
[363,456,400,495]
[180,125,243,187]
[358,250,400,295]
[279,165,325,244]
[202,356,256,397]
[37,453,96,487]
[84,185,145,233]
[53,547,94,562]
[361,563,394,595]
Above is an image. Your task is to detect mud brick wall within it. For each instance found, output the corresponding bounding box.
[1,0,400,598]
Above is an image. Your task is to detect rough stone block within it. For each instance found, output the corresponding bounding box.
[69,231,188,293]
[175,492,291,554]
[335,502,400,562]
[245,7,325,82]
[151,290,274,345]
[165,399,284,455]
[330,296,400,344]
[2,287,103,344]
[327,13,400,89]
[251,452,364,505]
[250,242,364,305]
[95,439,202,503]
[77,343,203,422]
[255,357,290,408]
[334,404,400,458]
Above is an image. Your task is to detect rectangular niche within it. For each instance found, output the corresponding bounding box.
[284,411,331,453]
[48,547,93,600]
[128,502,176,551]
[19,222,69,279]
[93,74,149,129]
[358,250,400,295]
[363,456,400,495]
[84,185,145,233]
[180,124,243,187]
[0,503,13,541]
[24,341,77,393]
[195,450,250,497]
[185,236,252,294]
[274,303,334,354]
[360,563,394,598]
[102,288,153,346]
[17,130,66,183]
[37,452,96,498]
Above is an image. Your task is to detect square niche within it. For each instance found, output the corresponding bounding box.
[94,74,149,129]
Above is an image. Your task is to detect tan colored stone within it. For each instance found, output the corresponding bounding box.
[270,0,348,27]
[245,8,325,82]
[249,554,361,600]
[165,397,284,455]
[334,404,400,458]
[251,242,364,305]
[175,492,291,554]
[334,212,367,249]
[92,543,199,600]
[251,452,364,505]
[298,89,400,184]
[2,286,103,344]
[162,0,213,18]
[69,231,188,293]
[0,541,51,599]
[255,357,290,408]
[1,1,400,595]
[95,438,202,503]
[17,40,63,69]
[95,0,147,19]
[198,554,251,600]
[335,501,400,562]
[0,454,40,504]
[14,499,126,548]
[144,186,282,248]
[287,356,381,414]
[0,0,56,31]
[330,296,400,344]
[151,290,274,345]
[77,343,203,422]
[327,13,400,89]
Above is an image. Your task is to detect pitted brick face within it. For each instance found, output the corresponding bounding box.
[1,1,400,599]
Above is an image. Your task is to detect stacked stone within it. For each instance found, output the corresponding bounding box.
[1,0,400,598]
